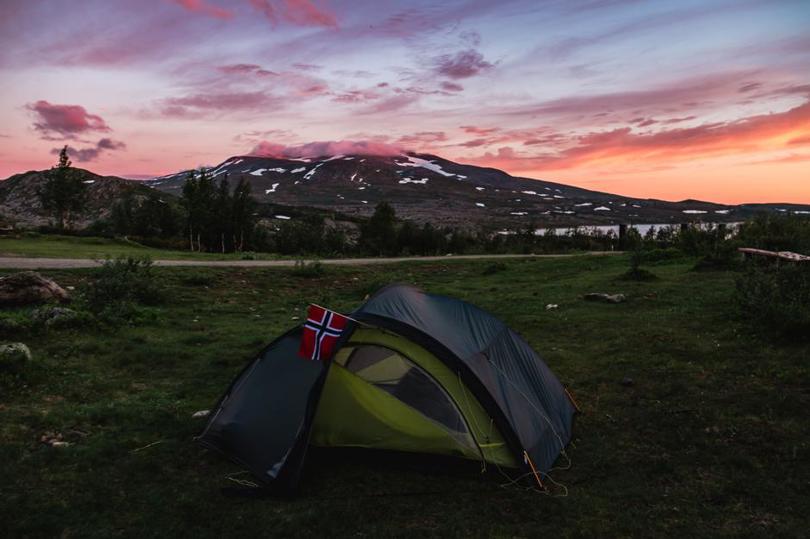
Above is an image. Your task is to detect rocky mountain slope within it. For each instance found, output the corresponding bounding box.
[0,168,162,228]
[148,152,802,229]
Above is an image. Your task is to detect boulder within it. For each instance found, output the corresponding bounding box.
[584,293,626,304]
[0,271,69,307]
[0,342,32,370]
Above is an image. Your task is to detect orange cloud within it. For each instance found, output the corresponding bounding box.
[469,100,810,172]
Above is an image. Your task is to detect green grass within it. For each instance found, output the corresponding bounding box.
[1,256,808,537]
[0,234,283,260]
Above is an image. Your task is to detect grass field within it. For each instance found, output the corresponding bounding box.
[0,234,284,260]
[1,255,808,537]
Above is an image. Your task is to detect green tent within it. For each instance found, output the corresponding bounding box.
[199,285,576,491]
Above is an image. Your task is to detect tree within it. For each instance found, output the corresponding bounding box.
[39,146,86,229]
[231,178,256,252]
[214,176,232,253]
[359,201,397,255]
[181,168,217,251]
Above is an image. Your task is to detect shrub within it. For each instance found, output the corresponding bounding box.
[482,262,508,275]
[81,256,165,322]
[735,261,810,340]
[736,214,810,253]
[30,306,91,330]
[0,312,31,338]
[292,260,326,278]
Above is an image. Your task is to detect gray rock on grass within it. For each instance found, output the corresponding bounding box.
[0,271,70,307]
[0,342,32,370]
[584,293,626,304]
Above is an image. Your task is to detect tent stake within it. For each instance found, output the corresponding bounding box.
[523,451,545,490]
[564,388,582,413]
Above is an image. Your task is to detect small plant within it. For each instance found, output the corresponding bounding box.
[620,247,658,281]
[292,260,326,278]
[81,256,165,323]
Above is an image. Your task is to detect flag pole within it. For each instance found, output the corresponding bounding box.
[308,303,374,328]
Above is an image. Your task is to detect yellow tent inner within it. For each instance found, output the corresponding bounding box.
[310,328,517,468]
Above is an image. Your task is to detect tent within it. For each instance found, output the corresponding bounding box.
[198,284,576,491]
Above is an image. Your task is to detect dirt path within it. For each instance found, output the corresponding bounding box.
[0,252,619,269]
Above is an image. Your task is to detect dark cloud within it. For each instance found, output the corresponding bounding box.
[433,49,493,79]
[52,138,126,162]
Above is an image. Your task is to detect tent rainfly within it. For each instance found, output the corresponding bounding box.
[198,284,576,491]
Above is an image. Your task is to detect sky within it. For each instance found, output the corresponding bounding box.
[1,0,809,204]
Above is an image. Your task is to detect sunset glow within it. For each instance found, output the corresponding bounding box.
[1,0,808,203]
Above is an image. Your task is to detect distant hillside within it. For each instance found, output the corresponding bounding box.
[0,168,164,229]
[147,152,809,228]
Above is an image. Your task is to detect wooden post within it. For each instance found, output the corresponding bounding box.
[618,223,627,250]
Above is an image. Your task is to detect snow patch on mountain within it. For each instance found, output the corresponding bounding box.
[397,155,455,177]
[398,177,429,185]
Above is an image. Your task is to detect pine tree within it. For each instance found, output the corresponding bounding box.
[360,201,397,255]
[231,178,256,252]
[39,146,86,229]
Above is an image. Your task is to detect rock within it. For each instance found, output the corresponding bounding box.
[545,304,559,310]
[40,431,71,447]
[621,377,634,387]
[192,410,210,418]
[584,293,626,304]
[0,271,69,307]
[31,306,80,328]
[0,342,32,370]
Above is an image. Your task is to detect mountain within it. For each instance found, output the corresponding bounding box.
[2,153,808,231]
[146,152,809,229]
[0,168,163,228]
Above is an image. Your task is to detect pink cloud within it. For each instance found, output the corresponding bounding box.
[395,131,447,145]
[332,89,381,103]
[250,139,402,158]
[461,125,500,136]
[434,49,493,79]
[27,100,110,139]
[440,81,464,92]
[158,91,282,117]
[249,0,337,28]
[360,93,419,114]
[497,71,768,120]
[171,0,233,20]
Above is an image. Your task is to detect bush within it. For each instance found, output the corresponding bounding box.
[0,312,32,337]
[482,262,508,275]
[30,306,90,330]
[292,260,326,278]
[737,214,810,253]
[81,257,165,322]
[735,261,810,340]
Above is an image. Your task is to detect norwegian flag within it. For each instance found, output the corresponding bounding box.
[298,305,349,361]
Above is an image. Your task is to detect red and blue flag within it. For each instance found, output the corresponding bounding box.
[298,305,349,361]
